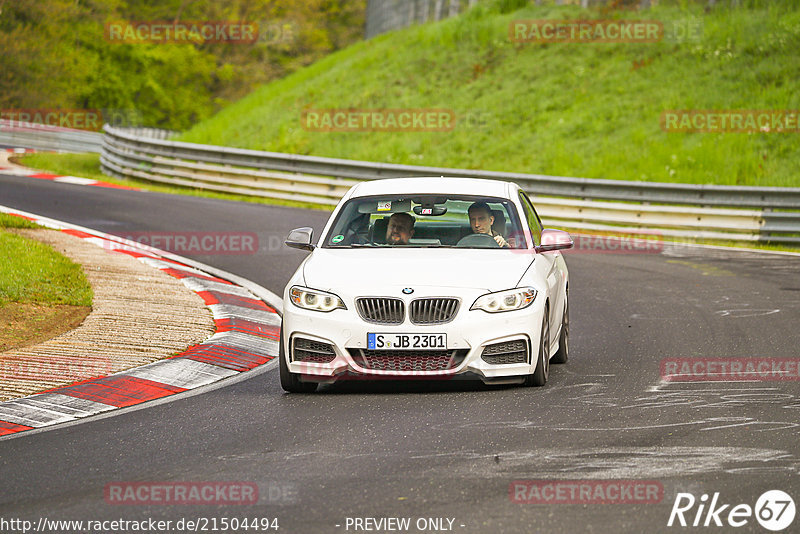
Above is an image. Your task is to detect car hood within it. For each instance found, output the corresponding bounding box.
[302,248,534,294]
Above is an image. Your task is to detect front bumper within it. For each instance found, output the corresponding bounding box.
[281,295,546,384]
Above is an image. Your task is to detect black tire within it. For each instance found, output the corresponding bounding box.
[525,308,549,387]
[279,328,318,393]
[550,293,569,364]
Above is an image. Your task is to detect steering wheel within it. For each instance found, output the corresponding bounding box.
[455,233,501,248]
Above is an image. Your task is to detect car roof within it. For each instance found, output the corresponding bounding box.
[347,177,515,200]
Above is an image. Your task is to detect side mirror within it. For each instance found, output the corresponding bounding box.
[285,227,315,251]
[535,229,573,253]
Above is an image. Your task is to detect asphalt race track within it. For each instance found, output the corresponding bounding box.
[1,172,799,533]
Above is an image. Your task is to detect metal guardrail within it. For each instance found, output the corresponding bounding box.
[0,120,103,153]
[0,121,175,154]
[100,126,800,245]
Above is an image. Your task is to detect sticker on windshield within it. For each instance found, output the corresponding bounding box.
[377,201,392,211]
[331,234,344,243]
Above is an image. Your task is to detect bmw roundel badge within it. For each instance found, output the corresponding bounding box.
[402,288,414,294]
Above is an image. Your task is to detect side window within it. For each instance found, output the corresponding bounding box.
[519,192,543,245]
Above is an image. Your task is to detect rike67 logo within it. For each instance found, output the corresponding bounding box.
[668,490,795,531]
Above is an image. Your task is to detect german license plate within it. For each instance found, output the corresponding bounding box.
[367,333,446,350]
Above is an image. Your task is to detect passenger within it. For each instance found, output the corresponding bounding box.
[468,201,509,247]
[385,212,415,245]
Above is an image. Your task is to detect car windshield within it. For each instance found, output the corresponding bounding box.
[322,195,526,249]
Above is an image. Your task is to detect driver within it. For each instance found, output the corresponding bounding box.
[386,212,415,245]
[468,201,509,247]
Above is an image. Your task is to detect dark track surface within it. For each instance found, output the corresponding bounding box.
[1,172,799,533]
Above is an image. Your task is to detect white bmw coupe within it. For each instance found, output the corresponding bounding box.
[280,177,572,392]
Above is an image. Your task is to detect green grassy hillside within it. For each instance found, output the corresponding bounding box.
[179,1,800,187]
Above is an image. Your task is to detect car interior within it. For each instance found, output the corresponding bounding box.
[327,196,522,248]
[363,208,510,247]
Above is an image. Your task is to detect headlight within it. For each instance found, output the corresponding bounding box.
[289,286,346,312]
[470,287,537,313]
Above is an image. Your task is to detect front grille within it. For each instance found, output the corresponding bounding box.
[349,349,467,372]
[409,298,459,325]
[481,340,528,365]
[292,337,336,363]
[356,297,405,325]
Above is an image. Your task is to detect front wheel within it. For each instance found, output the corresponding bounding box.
[279,328,318,393]
[550,294,568,364]
[525,310,549,387]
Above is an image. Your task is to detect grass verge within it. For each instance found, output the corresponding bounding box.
[0,215,93,352]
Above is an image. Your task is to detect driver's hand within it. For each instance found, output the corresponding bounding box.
[494,235,508,247]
